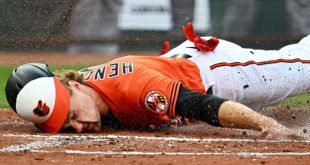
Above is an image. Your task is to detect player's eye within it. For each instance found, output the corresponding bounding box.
[62,110,76,130]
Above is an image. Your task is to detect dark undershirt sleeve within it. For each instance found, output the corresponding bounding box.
[175,86,227,127]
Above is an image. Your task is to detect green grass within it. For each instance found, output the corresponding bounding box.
[1,65,310,109]
[0,66,14,108]
[0,65,87,109]
[280,94,310,107]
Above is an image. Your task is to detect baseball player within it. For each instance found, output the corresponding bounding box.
[5,24,310,139]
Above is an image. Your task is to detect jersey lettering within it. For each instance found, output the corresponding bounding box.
[108,63,119,78]
[83,62,134,81]
[122,62,133,74]
[94,67,106,80]
[80,68,94,81]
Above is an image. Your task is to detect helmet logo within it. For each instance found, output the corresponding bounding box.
[33,100,50,117]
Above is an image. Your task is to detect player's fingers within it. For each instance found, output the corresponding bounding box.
[260,131,287,140]
[261,129,308,140]
[260,130,270,138]
[286,132,309,140]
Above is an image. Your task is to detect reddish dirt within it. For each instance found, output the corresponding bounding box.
[0,52,157,66]
[1,53,310,165]
[1,109,310,165]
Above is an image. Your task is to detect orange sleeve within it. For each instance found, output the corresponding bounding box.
[118,67,182,127]
[136,68,181,117]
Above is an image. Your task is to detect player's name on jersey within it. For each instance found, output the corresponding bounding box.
[80,62,134,80]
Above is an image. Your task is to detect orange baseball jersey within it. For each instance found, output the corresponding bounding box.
[79,56,206,128]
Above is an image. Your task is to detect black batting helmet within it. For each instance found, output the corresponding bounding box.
[5,63,54,112]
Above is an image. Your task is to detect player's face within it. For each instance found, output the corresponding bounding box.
[62,84,101,133]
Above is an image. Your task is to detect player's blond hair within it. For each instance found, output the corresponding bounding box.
[54,70,87,94]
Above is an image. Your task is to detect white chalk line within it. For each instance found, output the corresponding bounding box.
[28,149,310,157]
[0,134,80,152]
[1,133,310,143]
[1,133,310,157]
[0,140,64,152]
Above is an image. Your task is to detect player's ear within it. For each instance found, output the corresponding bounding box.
[68,80,81,90]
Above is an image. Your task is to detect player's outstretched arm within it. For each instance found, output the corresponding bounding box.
[175,86,305,139]
[218,101,304,139]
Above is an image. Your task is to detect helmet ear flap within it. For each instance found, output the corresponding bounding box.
[5,63,54,112]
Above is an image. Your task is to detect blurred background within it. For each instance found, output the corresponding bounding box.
[1,0,310,55]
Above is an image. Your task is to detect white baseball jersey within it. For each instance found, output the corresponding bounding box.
[162,35,310,110]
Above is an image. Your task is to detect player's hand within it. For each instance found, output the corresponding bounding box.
[260,122,308,140]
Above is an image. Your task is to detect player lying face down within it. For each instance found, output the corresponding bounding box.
[5,61,302,139]
[5,22,309,138]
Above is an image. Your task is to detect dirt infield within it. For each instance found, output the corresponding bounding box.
[1,53,310,165]
[0,52,146,66]
[1,109,310,165]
